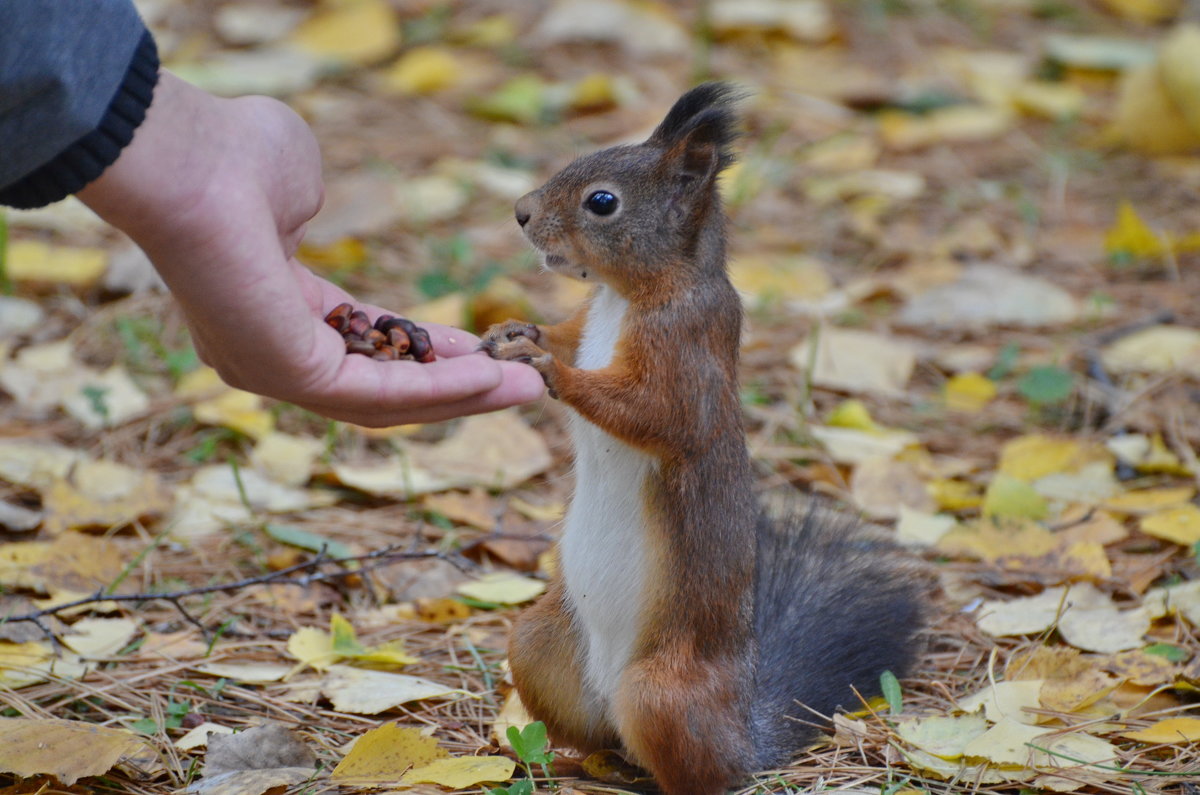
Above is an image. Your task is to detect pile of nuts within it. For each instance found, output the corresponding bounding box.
[324,303,436,363]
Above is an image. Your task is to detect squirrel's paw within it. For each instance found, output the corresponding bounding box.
[480,334,558,398]
[477,320,542,356]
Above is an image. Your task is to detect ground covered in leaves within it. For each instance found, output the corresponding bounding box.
[2,0,1200,793]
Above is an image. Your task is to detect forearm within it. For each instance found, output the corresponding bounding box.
[0,0,159,209]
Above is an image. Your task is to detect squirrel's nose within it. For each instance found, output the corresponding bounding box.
[515,193,535,227]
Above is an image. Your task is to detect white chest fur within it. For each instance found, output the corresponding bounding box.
[559,286,655,715]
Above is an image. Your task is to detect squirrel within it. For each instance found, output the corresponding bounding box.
[479,83,921,795]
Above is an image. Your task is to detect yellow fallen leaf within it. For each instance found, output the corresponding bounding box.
[383,46,462,95]
[286,614,418,672]
[1111,62,1200,156]
[943,372,996,412]
[894,713,989,759]
[962,717,1049,765]
[1031,732,1120,791]
[400,755,516,788]
[42,458,170,535]
[296,236,367,270]
[826,399,883,432]
[331,722,446,782]
[1011,80,1085,120]
[1106,433,1192,475]
[878,105,1014,150]
[509,496,565,522]
[0,718,145,785]
[729,254,833,306]
[493,690,535,749]
[998,434,1108,482]
[0,641,54,688]
[193,388,275,440]
[1121,716,1200,743]
[570,73,619,112]
[1103,485,1195,514]
[456,572,546,605]
[1101,325,1200,377]
[289,0,400,64]
[958,680,1045,725]
[175,722,234,751]
[1105,201,1167,260]
[6,240,107,286]
[1098,0,1181,22]
[457,14,517,47]
[250,432,323,487]
[982,474,1049,520]
[1159,23,1200,137]
[1139,504,1200,545]
[928,478,984,511]
[895,506,958,547]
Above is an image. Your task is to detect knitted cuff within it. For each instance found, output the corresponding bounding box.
[0,30,160,210]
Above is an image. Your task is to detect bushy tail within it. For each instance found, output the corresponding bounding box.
[750,504,923,768]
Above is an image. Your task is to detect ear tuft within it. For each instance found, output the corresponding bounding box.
[648,82,744,174]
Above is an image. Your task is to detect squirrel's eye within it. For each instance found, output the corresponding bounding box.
[584,190,619,216]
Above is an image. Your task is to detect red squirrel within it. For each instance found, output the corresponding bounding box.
[480,83,921,795]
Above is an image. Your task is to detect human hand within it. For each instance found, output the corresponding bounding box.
[77,72,545,426]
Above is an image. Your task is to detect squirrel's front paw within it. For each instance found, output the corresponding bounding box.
[477,320,542,357]
[479,333,559,398]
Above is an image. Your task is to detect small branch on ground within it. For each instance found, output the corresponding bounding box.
[1,545,476,641]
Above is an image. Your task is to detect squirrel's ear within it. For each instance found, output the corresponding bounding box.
[648,82,742,183]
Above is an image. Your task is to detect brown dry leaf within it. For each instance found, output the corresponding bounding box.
[0,718,145,785]
[790,327,916,397]
[1005,646,1087,681]
[1038,667,1122,713]
[334,410,552,497]
[423,488,499,531]
[1105,649,1180,686]
[849,456,935,520]
[204,724,316,776]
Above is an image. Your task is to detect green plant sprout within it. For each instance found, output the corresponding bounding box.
[488,721,555,795]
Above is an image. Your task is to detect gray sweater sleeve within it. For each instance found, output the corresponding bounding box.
[0,0,160,209]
